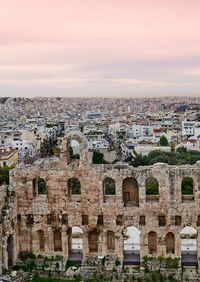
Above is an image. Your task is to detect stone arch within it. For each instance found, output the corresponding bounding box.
[166,232,175,254]
[61,131,88,165]
[53,230,62,252]
[123,177,139,207]
[68,177,81,195]
[32,177,47,196]
[89,229,98,253]
[7,234,14,267]
[180,226,197,266]
[107,231,115,251]
[123,226,140,265]
[103,177,116,203]
[148,231,157,254]
[38,177,47,194]
[146,177,159,202]
[68,226,83,261]
[37,230,45,252]
[103,177,116,195]
[181,177,194,195]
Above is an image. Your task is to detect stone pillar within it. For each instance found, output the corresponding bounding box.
[116,229,123,260]
[82,234,89,257]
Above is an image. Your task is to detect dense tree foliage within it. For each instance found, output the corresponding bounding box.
[146,177,159,195]
[158,135,169,146]
[181,177,194,195]
[0,166,12,185]
[38,177,47,194]
[92,151,107,164]
[131,148,200,167]
[103,177,116,195]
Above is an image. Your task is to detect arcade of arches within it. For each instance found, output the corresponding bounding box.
[2,132,200,274]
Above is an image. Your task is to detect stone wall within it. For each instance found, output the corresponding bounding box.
[1,131,200,275]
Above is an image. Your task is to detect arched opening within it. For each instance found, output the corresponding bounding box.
[68,227,83,262]
[107,231,115,252]
[123,226,140,265]
[89,230,98,253]
[166,232,175,254]
[37,230,45,252]
[180,226,197,267]
[7,235,14,267]
[32,177,47,197]
[148,231,157,254]
[68,139,80,165]
[181,177,194,202]
[103,177,116,203]
[38,177,47,194]
[53,230,62,252]
[123,177,139,207]
[146,177,159,202]
[68,177,81,195]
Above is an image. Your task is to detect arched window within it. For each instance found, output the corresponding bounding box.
[107,231,115,251]
[68,139,80,164]
[68,177,81,195]
[181,177,194,195]
[38,177,47,194]
[166,232,175,254]
[123,177,139,207]
[146,177,159,195]
[32,177,47,196]
[148,231,157,254]
[68,226,83,261]
[180,226,197,266]
[53,230,62,252]
[103,177,116,195]
[123,226,140,265]
[37,230,45,251]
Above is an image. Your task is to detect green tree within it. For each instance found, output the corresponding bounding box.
[181,177,193,195]
[0,166,12,185]
[92,151,107,164]
[146,177,159,195]
[103,177,116,195]
[158,135,169,146]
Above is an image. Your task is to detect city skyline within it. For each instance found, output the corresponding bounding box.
[0,0,200,97]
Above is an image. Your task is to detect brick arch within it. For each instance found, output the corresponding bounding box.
[122,177,139,207]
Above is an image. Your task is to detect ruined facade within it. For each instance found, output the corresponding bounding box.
[1,131,200,274]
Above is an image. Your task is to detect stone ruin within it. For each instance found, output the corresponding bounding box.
[1,131,200,280]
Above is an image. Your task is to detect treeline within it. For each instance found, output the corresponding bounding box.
[130,147,200,167]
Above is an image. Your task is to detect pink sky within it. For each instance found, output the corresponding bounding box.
[0,0,200,97]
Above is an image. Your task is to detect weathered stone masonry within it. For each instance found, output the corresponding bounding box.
[1,131,200,273]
